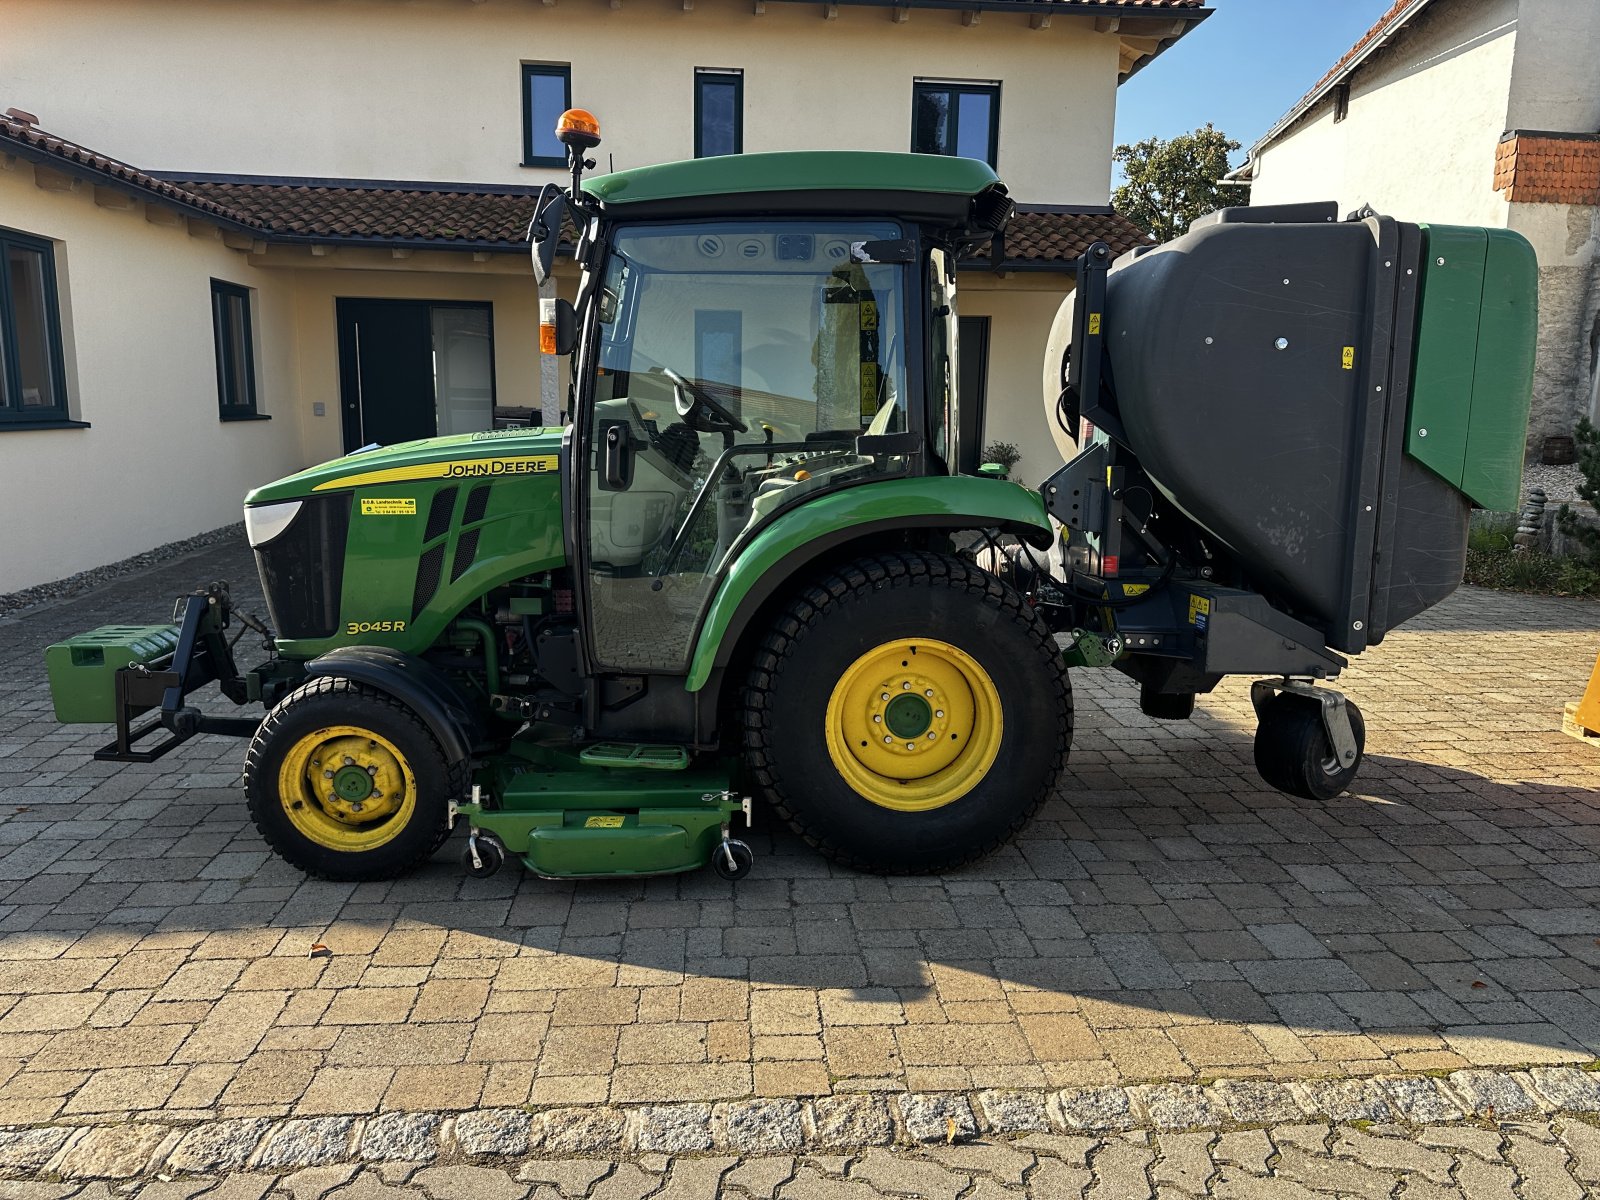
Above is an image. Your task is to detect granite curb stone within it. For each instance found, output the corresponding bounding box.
[0,1069,1596,1181]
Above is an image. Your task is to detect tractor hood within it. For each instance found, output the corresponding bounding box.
[245,429,564,505]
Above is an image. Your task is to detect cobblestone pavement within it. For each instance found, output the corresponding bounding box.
[0,535,1597,1156]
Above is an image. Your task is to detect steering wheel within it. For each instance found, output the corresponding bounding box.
[661,367,748,434]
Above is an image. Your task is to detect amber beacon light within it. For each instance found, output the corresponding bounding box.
[555,108,602,150]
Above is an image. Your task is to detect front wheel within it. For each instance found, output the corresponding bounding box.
[743,552,1072,873]
[243,677,460,880]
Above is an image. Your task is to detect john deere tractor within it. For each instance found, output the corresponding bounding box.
[46,109,1537,882]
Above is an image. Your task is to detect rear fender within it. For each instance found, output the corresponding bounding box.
[303,646,484,765]
[684,475,1052,692]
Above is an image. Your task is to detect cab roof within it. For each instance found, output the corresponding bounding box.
[584,151,1008,229]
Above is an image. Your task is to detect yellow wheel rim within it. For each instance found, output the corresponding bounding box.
[824,638,1003,812]
[276,724,417,852]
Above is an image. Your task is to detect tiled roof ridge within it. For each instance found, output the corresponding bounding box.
[0,114,263,229]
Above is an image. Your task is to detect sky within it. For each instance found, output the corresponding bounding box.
[1112,0,1400,166]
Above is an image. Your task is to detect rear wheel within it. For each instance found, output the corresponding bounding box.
[1253,694,1365,800]
[244,677,461,880]
[743,551,1071,873]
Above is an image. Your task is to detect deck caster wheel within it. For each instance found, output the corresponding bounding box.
[1253,694,1365,801]
[462,834,505,879]
[711,838,754,881]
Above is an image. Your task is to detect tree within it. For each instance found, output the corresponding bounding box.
[1113,124,1242,243]
[1556,417,1600,564]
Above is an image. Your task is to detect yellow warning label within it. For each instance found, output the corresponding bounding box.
[360,497,417,516]
[584,815,625,829]
[1187,595,1212,625]
[1088,313,1102,335]
[1341,346,1356,370]
[860,300,879,331]
[1122,583,1150,597]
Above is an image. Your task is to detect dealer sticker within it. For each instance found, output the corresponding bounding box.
[360,497,417,516]
[585,815,625,829]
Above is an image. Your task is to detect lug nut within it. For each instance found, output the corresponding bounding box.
[925,689,934,697]
[343,756,354,765]
[873,715,881,723]
[367,765,378,775]
[883,736,892,743]
[935,710,945,718]
[323,770,334,779]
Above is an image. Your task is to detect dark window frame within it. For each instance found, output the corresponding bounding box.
[694,69,744,159]
[911,79,1001,168]
[1333,81,1351,123]
[522,63,573,168]
[211,279,264,422]
[0,227,76,429]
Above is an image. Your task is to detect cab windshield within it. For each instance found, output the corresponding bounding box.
[583,218,914,672]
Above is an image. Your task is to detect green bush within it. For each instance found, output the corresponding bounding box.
[1464,545,1600,596]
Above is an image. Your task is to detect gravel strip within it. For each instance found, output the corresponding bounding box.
[0,523,243,618]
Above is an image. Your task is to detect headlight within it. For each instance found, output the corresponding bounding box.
[244,499,303,548]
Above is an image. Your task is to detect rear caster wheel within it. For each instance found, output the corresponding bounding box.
[711,839,754,881]
[1254,694,1365,800]
[462,835,505,879]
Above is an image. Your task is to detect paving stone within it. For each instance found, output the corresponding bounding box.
[629,1103,713,1153]
[1527,1066,1600,1112]
[1213,1129,1272,1175]
[895,1093,977,1144]
[974,1088,1050,1133]
[774,1166,880,1199]
[529,1107,627,1155]
[451,1109,532,1157]
[410,1164,529,1200]
[1049,1086,1134,1132]
[1290,1078,1396,1124]
[848,1148,966,1200]
[1378,1075,1465,1124]
[1128,1083,1225,1130]
[919,1141,1035,1185]
[1558,1117,1600,1183]
[650,1156,737,1200]
[251,1118,358,1169]
[1332,1128,1455,1185]
[588,1163,662,1200]
[164,1117,272,1173]
[1208,1079,1302,1124]
[0,1126,73,1171]
[1151,1130,1214,1195]
[1447,1069,1540,1117]
[51,1124,177,1179]
[714,1099,805,1153]
[722,1154,796,1198]
[808,1094,893,1149]
[281,1164,362,1200]
[358,1113,441,1163]
[1085,1135,1154,1199]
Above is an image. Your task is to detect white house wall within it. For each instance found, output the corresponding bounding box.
[0,167,307,593]
[4,0,1120,207]
[1249,0,1518,228]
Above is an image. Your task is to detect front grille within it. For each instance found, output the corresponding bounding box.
[424,487,458,543]
[464,485,491,525]
[254,494,351,639]
[451,528,481,583]
[412,544,445,619]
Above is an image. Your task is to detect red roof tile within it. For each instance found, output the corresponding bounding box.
[1495,132,1600,206]
[0,114,263,229]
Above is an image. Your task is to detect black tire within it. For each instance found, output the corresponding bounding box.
[243,676,465,881]
[1253,694,1365,801]
[743,551,1072,873]
[711,839,755,881]
[462,836,505,879]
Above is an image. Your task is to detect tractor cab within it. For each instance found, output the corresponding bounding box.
[532,120,1015,680]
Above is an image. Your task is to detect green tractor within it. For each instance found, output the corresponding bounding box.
[45,111,1538,883]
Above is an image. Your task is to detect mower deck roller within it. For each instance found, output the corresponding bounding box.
[44,132,1538,882]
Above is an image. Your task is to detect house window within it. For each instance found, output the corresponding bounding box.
[522,64,572,167]
[695,69,743,159]
[0,228,71,427]
[1333,81,1350,124]
[211,280,261,420]
[912,80,1000,167]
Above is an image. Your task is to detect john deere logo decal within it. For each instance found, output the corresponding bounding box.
[314,455,560,492]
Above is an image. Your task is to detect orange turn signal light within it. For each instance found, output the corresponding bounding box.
[555,108,602,147]
[539,323,559,355]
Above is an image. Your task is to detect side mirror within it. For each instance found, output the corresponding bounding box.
[540,298,578,356]
[529,185,567,286]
